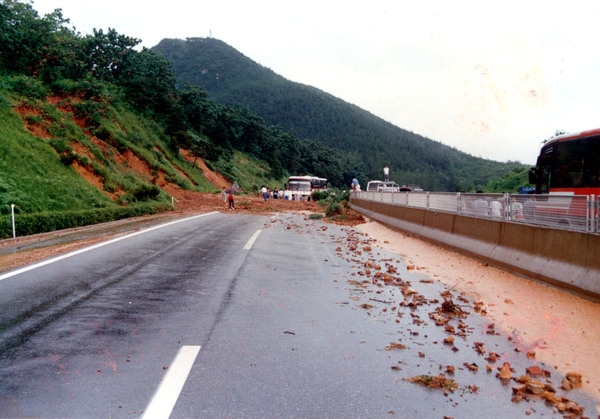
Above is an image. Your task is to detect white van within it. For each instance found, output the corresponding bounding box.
[377,181,400,192]
[366,180,383,191]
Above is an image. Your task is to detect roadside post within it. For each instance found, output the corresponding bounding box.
[11,204,15,238]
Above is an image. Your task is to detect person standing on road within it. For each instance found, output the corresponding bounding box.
[228,192,235,210]
[523,196,536,220]
[221,187,227,206]
[351,177,360,192]
[383,165,389,181]
[473,192,488,216]
[260,185,268,202]
[489,197,502,219]
[510,197,524,220]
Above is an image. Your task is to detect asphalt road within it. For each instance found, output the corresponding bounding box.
[0,212,596,418]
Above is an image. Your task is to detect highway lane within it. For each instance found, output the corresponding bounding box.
[0,212,257,417]
[0,212,597,418]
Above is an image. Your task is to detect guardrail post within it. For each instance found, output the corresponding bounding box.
[596,195,599,233]
[11,204,16,238]
[585,195,595,233]
[595,195,599,233]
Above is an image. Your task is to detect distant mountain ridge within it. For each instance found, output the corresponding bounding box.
[152,37,524,191]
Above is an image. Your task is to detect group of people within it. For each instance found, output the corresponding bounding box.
[259,186,283,201]
[472,195,504,218]
[470,193,534,220]
[261,186,311,200]
[221,185,289,210]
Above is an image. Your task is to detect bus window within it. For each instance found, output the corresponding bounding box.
[539,166,551,194]
[583,136,600,187]
[558,140,585,187]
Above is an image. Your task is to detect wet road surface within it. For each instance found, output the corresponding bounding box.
[0,212,596,418]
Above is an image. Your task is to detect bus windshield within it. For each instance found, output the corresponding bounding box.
[288,180,311,191]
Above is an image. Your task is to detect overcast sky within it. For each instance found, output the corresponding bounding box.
[32,0,600,164]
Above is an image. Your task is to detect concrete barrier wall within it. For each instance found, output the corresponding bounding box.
[350,197,600,299]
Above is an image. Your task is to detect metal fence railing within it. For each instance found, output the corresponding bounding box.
[354,191,598,234]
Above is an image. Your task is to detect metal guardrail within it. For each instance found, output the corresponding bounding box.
[354,191,599,234]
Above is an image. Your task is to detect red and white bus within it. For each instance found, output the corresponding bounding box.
[286,176,327,201]
[529,128,600,195]
[528,128,600,230]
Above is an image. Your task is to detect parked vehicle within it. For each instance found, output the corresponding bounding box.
[286,176,327,201]
[407,184,424,192]
[517,186,535,194]
[529,128,600,196]
[377,182,400,192]
[528,128,600,229]
[366,180,383,191]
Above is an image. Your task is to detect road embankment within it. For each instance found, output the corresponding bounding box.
[350,197,600,300]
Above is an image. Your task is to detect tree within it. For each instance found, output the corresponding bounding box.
[116,47,178,115]
[0,1,72,76]
[178,85,212,133]
[84,28,140,81]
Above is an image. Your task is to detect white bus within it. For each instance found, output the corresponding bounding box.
[286,176,327,201]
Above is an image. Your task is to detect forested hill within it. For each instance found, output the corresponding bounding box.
[152,37,525,191]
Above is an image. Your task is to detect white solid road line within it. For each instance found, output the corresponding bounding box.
[0,212,218,281]
[243,229,262,250]
[142,345,202,419]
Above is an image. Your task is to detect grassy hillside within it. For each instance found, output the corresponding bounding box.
[0,81,291,237]
[0,78,284,209]
[0,82,289,214]
[153,37,527,191]
[0,92,114,214]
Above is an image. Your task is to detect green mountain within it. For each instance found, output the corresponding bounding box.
[152,37,526,191]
